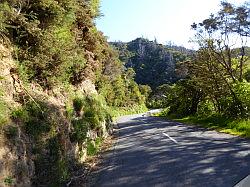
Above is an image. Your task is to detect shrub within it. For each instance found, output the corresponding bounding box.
[244,69,250,82]
[0,100,9,127]
[165,81,203,118]
[234,83,250,117]
[11,107,29,122]
[73,96,86,116]
[86,140,97,156]
[11,101,51,139]
[220,83,250,118]
[4,125,18,139]
[70,118,88,144]
[24,102,50,138]
[48,136,69,186]
[82,96,109,129]
[197,99,215,117]
[3,176,14,186]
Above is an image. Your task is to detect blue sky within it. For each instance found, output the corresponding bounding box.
[95,0,247,49]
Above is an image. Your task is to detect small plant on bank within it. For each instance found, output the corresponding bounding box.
[3,176,14,186]
[86,140,98,156]
[4,125,18,139]
[0,101,9,127]
[73,97,85,116]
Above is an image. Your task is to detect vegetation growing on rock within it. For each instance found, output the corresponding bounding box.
[0,0,146,186]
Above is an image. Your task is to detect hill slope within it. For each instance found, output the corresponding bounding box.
[111,38,194,88]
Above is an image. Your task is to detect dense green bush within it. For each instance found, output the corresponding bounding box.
[70,118,88,144]
[197,99,215,117]
[160,81,250,119]
[70,95,111,144]
[244,70,250,82]
[162,80,203,117]
[73,96,85,116]
[232,83,250,117]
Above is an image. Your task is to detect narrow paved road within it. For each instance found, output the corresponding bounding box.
[94,113,250,187]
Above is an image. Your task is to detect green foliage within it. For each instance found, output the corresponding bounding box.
[87,140,97,156]
[0,99,9,127]
[24,102,50,138]
[158,80,250,119]
[34,134,70,187]
[109,104,148,118]
[89,0,101,17]
[98,72,145,107]
[73,96,85,115]
[155,108,170,117]
[158,113,250,138]
[0,0,106,89]
[0,0,145,111]
[83,96,110,129]
[244,69,250,82]
[4,125,18,139]
[159,2,250,119]
[147,84,171,108]
[0,1,148,186]
[0,1,149,187]
[3,176,14,186]
[11,101,51,139]
[95,137,103,147]
[47,136,69,186]
[70,95,112,144]
[112,38,193,88]
[70,118,88,144]
[65,102,74,119]
[228,120,250,137]
[11,107,29,122]
[197,100,215,117]
[86,137,102,156]
[139,85,152,99]
[232,83,250,117]
[161,80,203,118]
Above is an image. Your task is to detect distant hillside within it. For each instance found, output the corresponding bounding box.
[111,38,194,88]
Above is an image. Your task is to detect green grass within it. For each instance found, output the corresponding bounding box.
[109,104,148,119]
[157,110,250,138]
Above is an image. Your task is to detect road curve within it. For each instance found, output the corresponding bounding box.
[94,113,250,187]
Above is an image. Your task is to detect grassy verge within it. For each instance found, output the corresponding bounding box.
[157,110,250,138]
[108,104,148,119]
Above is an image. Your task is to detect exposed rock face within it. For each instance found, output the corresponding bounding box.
[0,45,16,106]
[0,44,110,186]
[77,79,98,95]
[0,44,35,186]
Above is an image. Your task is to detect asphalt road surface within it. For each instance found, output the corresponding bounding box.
[94,113,250,187]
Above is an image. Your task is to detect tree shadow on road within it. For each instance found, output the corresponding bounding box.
[93,116,250,187]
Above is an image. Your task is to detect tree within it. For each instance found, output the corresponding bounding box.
[191,2,249,83]
[190,1,250,117]
[112,38,193,89]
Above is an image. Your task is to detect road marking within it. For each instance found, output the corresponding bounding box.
[163,133,178,144]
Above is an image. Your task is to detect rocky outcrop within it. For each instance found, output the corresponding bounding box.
[0,44,35,186]
[0,44,111,186]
